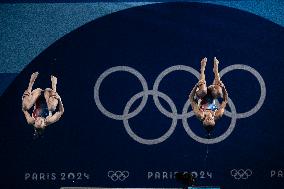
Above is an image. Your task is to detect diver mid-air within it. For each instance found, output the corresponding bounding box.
[22,72,64,138]
[189,57,228,132]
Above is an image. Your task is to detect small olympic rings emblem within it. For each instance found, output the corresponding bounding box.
[107,171,129,181]
[94,64,266,145]
[230,169,253,180]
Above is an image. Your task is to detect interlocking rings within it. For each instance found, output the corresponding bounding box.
[182,97,237,144]
[230,169,253,180]
[123,90,178,145]
[94,66,149,120]
[108,171,129,181]
[94,65,266,145]
[219,64,266,119]
[153,65,200,119]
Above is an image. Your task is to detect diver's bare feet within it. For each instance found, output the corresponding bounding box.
[213,57,219,73]
[199,57,207,84]
[51,75,57,85]
[31,72,39,81]
[28,72,39,92]
[51,75,57,92]
[213,57,222,86]
[201,57,207,69]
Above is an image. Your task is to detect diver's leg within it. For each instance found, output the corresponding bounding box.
[45,75,58,111]
[200,57,207,81]
[44,88,57,112]
[23,88,42,110]
[210,57,223,98]
[196,57,207,98]
[26,72,39,93]
[213,57,221,84]
[51,75,57,92]
[22,72,41,110]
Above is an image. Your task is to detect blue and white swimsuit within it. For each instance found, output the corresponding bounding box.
[198,93,218,111]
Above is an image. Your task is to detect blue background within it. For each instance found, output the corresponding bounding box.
[0,2,284,189]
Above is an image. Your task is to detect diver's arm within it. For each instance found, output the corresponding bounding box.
[189,84,204,120]
[45,96,64,126]
[215,85,228,120]
[22,109,35,125]
[189,84,198,105]
[220,85,228,109]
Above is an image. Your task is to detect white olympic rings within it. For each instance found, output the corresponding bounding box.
[230,169,253,180]
[108,170,129,181]
[94,65,266,145]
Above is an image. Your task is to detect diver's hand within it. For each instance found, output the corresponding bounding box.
[198,79,206,86]
[219,80,225,88]
[23,90,31,97]
[50,90,59,98]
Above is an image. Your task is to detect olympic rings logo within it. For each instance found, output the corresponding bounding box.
[94,64,266,145]
[230,169,253,180]
[108,171,129,181]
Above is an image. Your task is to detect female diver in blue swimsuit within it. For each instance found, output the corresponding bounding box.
[22,72,64,137]
[189,57,228,132]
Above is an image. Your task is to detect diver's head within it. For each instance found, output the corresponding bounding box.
[202,112,215,127]
[34,117,45,129]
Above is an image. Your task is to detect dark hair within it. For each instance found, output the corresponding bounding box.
[203,123,214,133]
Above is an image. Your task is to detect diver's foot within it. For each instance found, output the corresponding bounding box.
[30,72,39,84]
[213,57,219,72]
[214,57,219,65]
[51,75,57,85]
[201,57,207,69]
[51,75,57,91]
[27,72,39,92]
